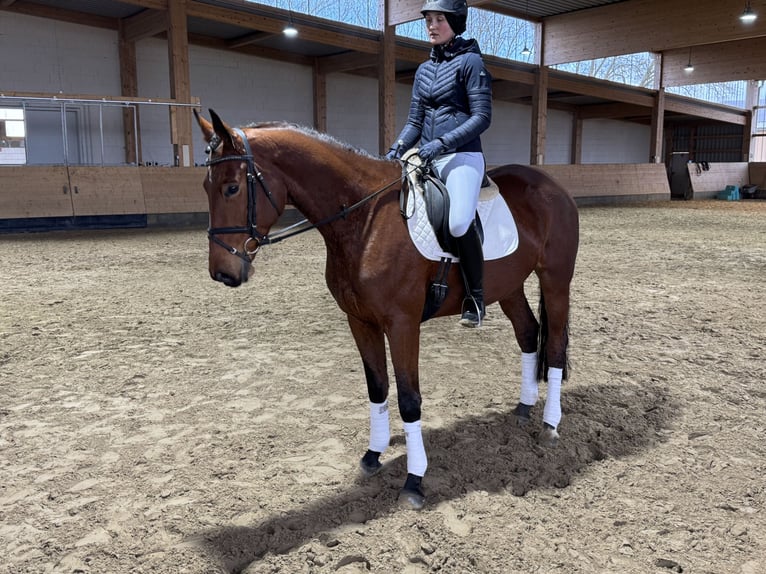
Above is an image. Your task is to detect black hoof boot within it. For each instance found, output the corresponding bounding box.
[513,402,533,427]
[398,473,425,510]
[359,450,382,477]
[539,423,560,448]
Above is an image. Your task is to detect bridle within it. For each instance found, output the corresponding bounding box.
[205,127,421,264]
[205,127,279,264]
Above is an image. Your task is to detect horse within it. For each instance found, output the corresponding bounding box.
[193,109,579,510]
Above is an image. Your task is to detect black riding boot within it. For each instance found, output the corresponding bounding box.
[455,223,485,328]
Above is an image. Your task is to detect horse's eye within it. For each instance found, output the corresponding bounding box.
[224,184,239,198]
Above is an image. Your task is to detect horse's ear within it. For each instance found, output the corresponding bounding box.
[209,108,235,150]
[194,109,214,143]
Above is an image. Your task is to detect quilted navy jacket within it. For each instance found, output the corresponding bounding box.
[394,36,492,155]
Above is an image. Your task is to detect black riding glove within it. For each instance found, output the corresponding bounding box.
[417,139,446,163]
[385,139,405,161]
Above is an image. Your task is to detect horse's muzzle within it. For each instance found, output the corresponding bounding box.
[211,256,251,287]
[212,271,242,287]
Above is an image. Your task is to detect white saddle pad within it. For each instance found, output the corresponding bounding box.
[404,176,519,262]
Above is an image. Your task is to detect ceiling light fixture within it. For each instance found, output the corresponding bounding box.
[284,4,298,38]
[283,17,298,38]
[684,47,694,72]
[740,1,757,23]
[520,0,531,57]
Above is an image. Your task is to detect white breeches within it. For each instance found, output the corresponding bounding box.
[432,152,485,237]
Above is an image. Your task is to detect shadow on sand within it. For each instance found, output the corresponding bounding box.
[195,380,675,573]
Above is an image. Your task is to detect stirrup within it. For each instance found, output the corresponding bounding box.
[458,297,484,328]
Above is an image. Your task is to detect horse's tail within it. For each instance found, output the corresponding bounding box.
[535,292,570,382]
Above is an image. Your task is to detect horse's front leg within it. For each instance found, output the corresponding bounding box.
[386,318,427,510]
[347,316,391,477]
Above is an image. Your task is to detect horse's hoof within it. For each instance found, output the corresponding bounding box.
[513,403,533,427]
[359,450,382,477]
[539,424,560,448]
[398,473,425,510]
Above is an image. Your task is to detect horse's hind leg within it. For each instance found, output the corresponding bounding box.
[536,277,573,448]
[499,287,541,427]
[386,318,427,510]
[347,316,390,477]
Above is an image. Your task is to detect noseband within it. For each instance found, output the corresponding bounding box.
[205,127,279,264]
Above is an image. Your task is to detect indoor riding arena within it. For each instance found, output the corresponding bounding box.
[1,2,765,574]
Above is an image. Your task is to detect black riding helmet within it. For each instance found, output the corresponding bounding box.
[421,0,467,35]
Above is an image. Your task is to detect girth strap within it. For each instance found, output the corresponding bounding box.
[421,257,452,322]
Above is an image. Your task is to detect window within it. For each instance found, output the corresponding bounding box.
[551,53,657,88]
[253,1,537,63]
[665,81,748,109]
[0,107,27,165]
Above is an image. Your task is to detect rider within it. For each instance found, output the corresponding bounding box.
[386,0,492,327]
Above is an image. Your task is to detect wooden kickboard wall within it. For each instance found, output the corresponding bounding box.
[687,162,749,196]
[11,161,758,225]
[0,166,208,220]
[748,162,766,189]
[141,167,208,214]
[67,167,146,216]
[0,166,73,218]
[540,163,670,199]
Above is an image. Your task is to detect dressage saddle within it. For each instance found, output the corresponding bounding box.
[398,151,485,256]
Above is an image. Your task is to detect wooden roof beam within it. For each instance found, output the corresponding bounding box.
[189,33,314,67]
[225,31,275,49]
[185,0,380,54]
[549,72,656,107]
[317,51,378,75]
[386,0,494,26]
[121,8,166,42]
[577,103,651,120]
[1,0,115,29]
[662,37,766,86]
[664,96,747,125]
[545,0,766,65]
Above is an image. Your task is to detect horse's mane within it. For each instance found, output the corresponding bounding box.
[243,121,380,161]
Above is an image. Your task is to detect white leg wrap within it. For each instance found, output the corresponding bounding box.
[368,400,390,453]
[403,420,428,477]
[543,367,563,429]
[519,352,539,405]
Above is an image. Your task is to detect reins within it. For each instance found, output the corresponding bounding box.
[205,128,422,262]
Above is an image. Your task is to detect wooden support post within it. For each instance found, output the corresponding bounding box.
[118,19,141,165]
[313,60,327,133]
[744,80,759,161]
[649,87,665,163]
[379,9,396,155]
[743,110,753,162]
[530,66,548,165]
[167,0,193,166]
[571,113,582,165]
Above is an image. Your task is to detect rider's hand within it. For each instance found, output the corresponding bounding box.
[417,139,445,163]
[385,139,405,161]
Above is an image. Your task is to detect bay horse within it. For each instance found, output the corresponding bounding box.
[194,109,579,510]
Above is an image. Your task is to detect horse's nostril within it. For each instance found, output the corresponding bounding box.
[213,272,241,287]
